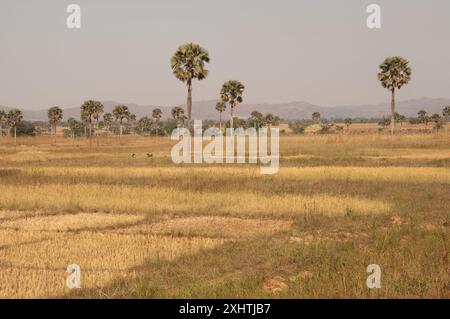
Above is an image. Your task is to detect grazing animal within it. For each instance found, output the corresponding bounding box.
[146,153,153,158]
[131,153,136,158]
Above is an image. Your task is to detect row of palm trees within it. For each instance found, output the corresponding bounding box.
[0,108,23,144]
[417,109,450,128]
[68,103,164,140]
[310,106,450,131]
[45,98,278,144]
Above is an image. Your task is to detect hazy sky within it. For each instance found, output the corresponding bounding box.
[1,0,449,109]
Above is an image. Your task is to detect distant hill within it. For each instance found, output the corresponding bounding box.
[1,97,449,121]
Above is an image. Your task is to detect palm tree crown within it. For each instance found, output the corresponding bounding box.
[215,101,226,113]
[171,107,185,121]
[152,108,162,121]
[7,108,23,144]
[250,111,264,129]
[171,43,210,121]
[171,43,210,82]
[265,113,280,127]
[48,106,63,124]
[378,57,412,91]
[7,108,23,128]
[113,105,130,138]
[113,105,130,123]
[171,107,187,127]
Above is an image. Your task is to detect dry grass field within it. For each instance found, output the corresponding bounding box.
[0,131,449,298]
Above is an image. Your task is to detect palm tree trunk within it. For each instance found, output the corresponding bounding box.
[53,124,57,145]
[96,120,99,146]
[119,123,123,141]
[89,121,93,147]
[230,106,234,130]
[14,127,17,145]
[390,89,395,137]
[187,79,193,127]
[219,112,222,130]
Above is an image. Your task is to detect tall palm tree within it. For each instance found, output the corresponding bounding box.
[215,101,226,130]
[0,109,6,139]
[152,108,163,136]
[80,100,103,139]
[48,106,63,145]
[6,108,23,145]
[113,105,130,139]
[378,56,412,136]
[220,80,245,129]
[171,43,210,124]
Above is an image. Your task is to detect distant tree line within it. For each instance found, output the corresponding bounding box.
[2,48,450,142]
[0,108,24,144]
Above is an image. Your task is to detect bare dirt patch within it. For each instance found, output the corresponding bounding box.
[289,229,369,245]
[262,276,289,293]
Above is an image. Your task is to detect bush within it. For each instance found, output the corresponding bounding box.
[164,120,178,135]
[16,121,38,136]
[289,120,306,134]
[409,118,421,125]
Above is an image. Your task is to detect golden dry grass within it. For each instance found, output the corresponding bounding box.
[0,132,449,298]
[0,229,223,298]
[0,182,391,217]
